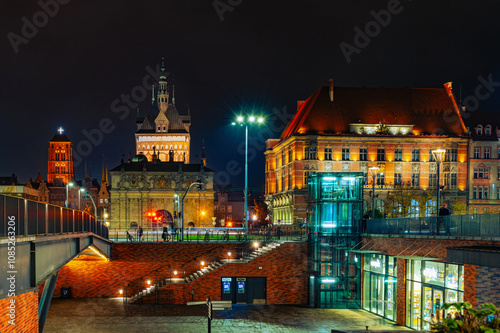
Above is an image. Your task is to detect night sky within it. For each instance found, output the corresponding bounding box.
[2,0,500,190]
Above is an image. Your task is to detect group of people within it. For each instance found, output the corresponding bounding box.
[128,223,177,242]
[430,312,462,331]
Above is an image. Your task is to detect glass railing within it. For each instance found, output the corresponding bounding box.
[366,214,500,237]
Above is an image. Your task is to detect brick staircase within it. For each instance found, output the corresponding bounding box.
[128,242,283,303]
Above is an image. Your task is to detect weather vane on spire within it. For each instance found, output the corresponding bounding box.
[58,127,64,135]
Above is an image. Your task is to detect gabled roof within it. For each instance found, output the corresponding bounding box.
[50,133,71,142]
[281,83,467,140]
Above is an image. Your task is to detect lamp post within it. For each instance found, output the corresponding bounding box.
[432,149,446,215]
[78,188,85,210]
[232,115,264,236]
[180,182,205,241]
[368,167,379,219]
[82,192,98,219]
[65,181,74,208]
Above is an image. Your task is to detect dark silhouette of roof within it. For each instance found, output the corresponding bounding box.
[50,133,71,142]
[463,110,500,141]
[281,83,467,140]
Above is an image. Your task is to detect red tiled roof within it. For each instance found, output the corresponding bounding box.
[281,83,467,139]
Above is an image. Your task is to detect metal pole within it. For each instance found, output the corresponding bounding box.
[78,191,81,210]
[372,174,376,219]
[244,124,248,236]
[65,184,69,208]
[436,161,441,216]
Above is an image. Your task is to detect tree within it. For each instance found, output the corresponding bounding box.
[254,200,269,226]
[385,185,427,217]
[436,302,500,332]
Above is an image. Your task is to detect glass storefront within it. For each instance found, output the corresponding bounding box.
[406,260,464,330]
[362,254,397,321]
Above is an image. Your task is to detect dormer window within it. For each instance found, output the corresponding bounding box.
[477,125,483,136]
[486,125,492,136]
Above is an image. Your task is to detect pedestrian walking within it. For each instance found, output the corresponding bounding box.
[438,203,451,235]
[137,225,143,242]
[162,224,168,242]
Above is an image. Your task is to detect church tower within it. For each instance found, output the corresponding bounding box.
[135,59,191,163]
[47,127,74,184]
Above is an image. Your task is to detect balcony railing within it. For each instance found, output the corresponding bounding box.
[366,214,500,237]
[0,194,109,239]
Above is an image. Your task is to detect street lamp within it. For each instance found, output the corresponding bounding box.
[368,167,379,219]
[232,114,264,236]
[65,181,74,208]
[78,188,85,210]
[432,149,446,215]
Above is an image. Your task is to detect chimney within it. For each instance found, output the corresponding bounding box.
[329,79,334,102]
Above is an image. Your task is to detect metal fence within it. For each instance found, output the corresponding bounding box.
[0,194,109,239]
[110,226,308,243]
[366,214,500,237]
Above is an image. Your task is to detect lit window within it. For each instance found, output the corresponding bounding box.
[395,149,402,161]
[342,148,350,161]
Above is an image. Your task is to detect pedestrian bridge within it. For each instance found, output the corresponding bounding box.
[0,194,110,332]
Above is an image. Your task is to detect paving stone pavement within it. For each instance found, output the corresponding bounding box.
[43,298,412,333]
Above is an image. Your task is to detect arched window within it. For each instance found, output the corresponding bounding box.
[486,125,492,136]
[477,125,483,136]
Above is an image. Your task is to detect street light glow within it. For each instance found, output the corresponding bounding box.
[249,116,255,122]
[237,116,244,122]
[257,117,264,123]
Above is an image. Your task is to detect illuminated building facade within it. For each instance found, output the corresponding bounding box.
[465,112,500,214]
[109,157,214,229]
[265,81,469,224]
[135,60,191,163]
[47,128,74,184]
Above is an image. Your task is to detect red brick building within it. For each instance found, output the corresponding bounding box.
[265,81,469,224]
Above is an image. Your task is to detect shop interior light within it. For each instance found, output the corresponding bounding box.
[323,177,337,181]
[322,278,336,283]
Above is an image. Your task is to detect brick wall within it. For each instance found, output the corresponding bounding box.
[0,290,38,333]
[476,265,500,307]
[54,242,308,304]
[395,258,406,326]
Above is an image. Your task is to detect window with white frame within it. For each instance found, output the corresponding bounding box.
[360,148,368,161]
[451,173,457,189]
[474,148,480,159]
[473,186,477,199]
[485,186,489,199]
[486,125,492,136]
[479,186,483,199]
[485,148,491,159]
[477,125,483,136]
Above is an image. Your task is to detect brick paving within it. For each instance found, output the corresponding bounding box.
[44,298,411,333]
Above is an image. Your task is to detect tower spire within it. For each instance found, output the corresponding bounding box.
[101,155,109,185]
[201,138,207,167]
[172,84,175,105]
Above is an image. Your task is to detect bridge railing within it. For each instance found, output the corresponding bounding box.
[0,194,108,239]
[366,214,500,237]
